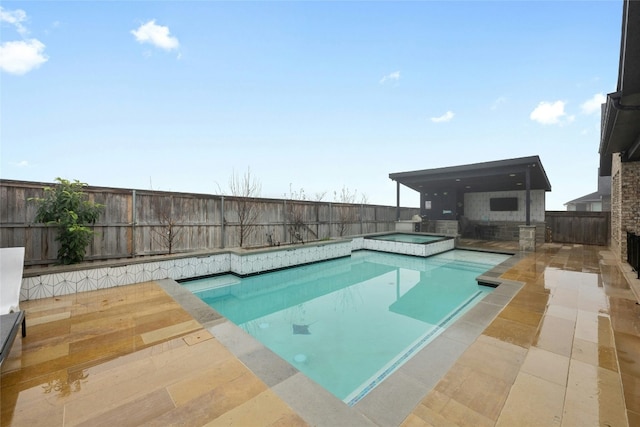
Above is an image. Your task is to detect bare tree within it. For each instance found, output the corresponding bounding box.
[229,168,262,247]
[333,186,367,237]
[154,211,183,254]
[285,185,307,244]
[284,184,325,244]
[151,197,183,254]
[314,190,328,201]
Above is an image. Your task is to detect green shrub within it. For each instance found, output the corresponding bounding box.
[30,178,104,264]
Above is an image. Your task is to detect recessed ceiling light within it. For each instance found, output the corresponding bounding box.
[509,173,516,177]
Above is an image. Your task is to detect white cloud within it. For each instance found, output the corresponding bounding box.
[580,93,606,115]
[0,7,48,75]
[16,160,30,167]
[131,20,180,51]
[0,39,48,75]
[379,71,400,84]
[529,100,568,125]
[431,111,454,123]
[0,7,28,35]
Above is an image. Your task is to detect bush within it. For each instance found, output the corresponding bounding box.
[30,178,104,264]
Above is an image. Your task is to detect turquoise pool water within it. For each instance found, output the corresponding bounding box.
[368,233,444,244]
[184,249,509,405]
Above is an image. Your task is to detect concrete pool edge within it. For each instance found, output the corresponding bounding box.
[156,251,527,426]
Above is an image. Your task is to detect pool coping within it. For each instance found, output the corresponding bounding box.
[157,249,526,426]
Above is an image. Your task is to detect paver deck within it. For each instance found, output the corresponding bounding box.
[1,242,638,426]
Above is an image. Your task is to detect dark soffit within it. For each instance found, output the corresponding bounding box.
[389,156,552,194]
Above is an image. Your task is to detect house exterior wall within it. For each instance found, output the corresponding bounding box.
[611,154,640,261]
[463,190,546,222]
[566,201,604,212]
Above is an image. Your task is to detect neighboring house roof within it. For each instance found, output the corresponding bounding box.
[564,175,611,206]
[565,191,606,206]
[389,155,552,194]
[599,0,640,176]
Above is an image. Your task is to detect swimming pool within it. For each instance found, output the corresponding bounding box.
[184,249,509,404]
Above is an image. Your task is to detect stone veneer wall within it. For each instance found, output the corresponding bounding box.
[611,154,640,262]
[519,225,537,251]
[464,221,546,244]
[434,220,459,236]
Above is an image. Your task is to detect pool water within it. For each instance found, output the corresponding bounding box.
[367,233,443,244]
[184,249,509,405]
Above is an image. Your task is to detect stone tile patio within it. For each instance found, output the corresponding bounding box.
[1,241,638,426]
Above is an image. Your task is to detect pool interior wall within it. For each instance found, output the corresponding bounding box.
[184,250,505,404]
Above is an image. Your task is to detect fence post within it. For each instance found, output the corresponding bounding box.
[329,202,332,238]
[131,189,136,256]
[220,196,225,249]
[283,199,287,243]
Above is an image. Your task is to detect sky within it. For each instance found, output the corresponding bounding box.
[0,1,624,210]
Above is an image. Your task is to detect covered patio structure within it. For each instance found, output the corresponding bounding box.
[389,156,552,246]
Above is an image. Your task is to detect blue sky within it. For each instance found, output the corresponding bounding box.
[1,1,622,210]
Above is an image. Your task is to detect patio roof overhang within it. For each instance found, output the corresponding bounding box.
[389,155,552,195]
[599,0,640,176]
[599,93,640,175]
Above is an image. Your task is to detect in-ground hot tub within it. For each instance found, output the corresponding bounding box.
[363,233,455,257]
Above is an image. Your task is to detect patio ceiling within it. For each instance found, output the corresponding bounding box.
[599,0,640,175]
[389,155,552,195]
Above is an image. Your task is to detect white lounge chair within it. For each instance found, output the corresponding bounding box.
[0,247,26,365]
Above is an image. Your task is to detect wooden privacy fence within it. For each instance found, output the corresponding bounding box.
[545,211,610,246]
[0,180,419,266]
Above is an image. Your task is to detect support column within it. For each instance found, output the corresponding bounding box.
[525,166,531,226]
[519,225,536,251]
[396,181,400,221]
